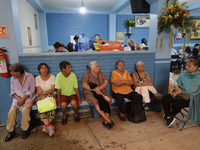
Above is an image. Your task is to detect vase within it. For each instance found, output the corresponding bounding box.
[129,27,132,33]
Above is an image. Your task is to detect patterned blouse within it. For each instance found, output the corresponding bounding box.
[81,71,108,106]
[135,71,148,83]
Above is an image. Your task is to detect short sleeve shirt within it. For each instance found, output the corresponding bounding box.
[35,74,55,91]
[110,70,133,94]
[55,72,78,96]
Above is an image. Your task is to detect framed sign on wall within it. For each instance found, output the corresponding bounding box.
[0,26,8,37]
[135,16,150,28]
[190,17,200,40]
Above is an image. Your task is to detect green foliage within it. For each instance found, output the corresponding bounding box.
[125,18,135,28]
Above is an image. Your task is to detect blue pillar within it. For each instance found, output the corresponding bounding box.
[109,14,116,41]
[39,12,48,53]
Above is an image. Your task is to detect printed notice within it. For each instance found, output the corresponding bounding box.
[0,59,8,73]
[0,26,8,37]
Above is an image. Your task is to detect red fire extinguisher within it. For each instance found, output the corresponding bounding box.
[0,47,10,77]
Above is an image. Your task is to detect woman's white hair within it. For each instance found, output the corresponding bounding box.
[136,61,145,69]
[87,61,97,70]
[127,39,134,45]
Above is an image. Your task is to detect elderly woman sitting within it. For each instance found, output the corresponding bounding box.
[110,60,143,121]
[162,59,200,128]
[81,61,114,129]
[132,61,157,105]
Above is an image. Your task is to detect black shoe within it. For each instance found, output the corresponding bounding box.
[22,129,30,139]
[119,115,126,121]
[107,120,115,129]
[102,121,111,129]
[61,118,68,125]
[5,131,16,142]
[74,115,80,123]
[163,114,167,120]
[167,117,176,128]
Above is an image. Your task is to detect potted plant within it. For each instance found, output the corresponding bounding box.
[156,0,194,50]
[125,18,135,33]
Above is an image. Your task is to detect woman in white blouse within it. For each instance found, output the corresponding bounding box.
[35,63,56,136]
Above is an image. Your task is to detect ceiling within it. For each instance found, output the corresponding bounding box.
[40,0,200,12]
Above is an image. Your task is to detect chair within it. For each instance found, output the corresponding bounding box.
[174,108,188,131]
[171,55,180,73]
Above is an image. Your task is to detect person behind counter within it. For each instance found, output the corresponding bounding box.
[140,38,149,50]
[92,34,101,50]
[53,42,69,52]
[73,35,79,52]
[127,39,135,50]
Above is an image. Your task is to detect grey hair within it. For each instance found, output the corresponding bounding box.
[136,61,145,69]
[9,63,24,74]
[127,39,134,45]
[86,61,97,71]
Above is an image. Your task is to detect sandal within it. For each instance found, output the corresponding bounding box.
[61,118,67,125]
[74,115,80,123]
[102,121,111,129]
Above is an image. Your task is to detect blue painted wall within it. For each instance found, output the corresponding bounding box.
[116,14,149,45]
[18,52,155,101]
[46,13,109,46]
[45,13,150,47]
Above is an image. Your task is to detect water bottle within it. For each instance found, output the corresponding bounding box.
[78,33,89,52]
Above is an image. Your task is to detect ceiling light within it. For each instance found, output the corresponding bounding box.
[80,0,86,13]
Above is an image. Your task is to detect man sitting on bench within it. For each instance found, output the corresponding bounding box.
[55,61,82,125]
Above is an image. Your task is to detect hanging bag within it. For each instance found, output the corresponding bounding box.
[37,97,57,113]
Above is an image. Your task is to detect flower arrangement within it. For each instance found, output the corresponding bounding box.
[156,0,194,50]
[125,18,135,28]
[135,43,142,50]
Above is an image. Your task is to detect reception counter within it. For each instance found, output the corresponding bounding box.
[18,50,156,96]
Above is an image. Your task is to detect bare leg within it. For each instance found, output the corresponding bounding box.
[60,102,68,119]
[70,100,79,117]
[95,104,111,123]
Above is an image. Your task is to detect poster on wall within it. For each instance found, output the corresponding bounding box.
[116,32,125,44]
[0,26,8,37]
[135,16,150,28]
[27,27,32,45]
[34,14,38,29]
[190,17,200,40]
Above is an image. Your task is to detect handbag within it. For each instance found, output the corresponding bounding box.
[89,82,112,103]
[37,97,57,113]
[128,101,146,123]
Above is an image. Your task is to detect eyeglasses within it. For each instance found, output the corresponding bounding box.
[186,64,195,68]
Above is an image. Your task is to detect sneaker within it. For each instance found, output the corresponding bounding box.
[119,115,126,121]
[46,125,55,136]
[163,114,167,120]
[42,125,48,133]
[42,125,55,133]
[167,117,176,127]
